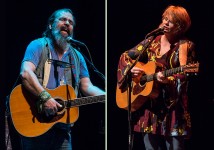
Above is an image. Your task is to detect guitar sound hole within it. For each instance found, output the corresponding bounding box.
[55,98,65,112]
[140,80,146,86]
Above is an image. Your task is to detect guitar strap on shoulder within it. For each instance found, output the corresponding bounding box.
[43,38,51,88]
[179,40,188,66]
[69,47,80,96]
[34,37,51,86]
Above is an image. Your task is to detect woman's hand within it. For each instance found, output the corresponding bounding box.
[156,72,169,83]
[131,67,144,78]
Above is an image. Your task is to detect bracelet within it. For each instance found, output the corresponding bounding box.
[38,90,51,103]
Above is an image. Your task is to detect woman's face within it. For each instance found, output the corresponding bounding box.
[162,15,179,35]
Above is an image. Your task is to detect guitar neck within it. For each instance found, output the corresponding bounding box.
[67,95,105,107]
[142,66,183,82]
[163,66,183,78]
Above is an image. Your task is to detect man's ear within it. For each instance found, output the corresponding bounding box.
[49,24,52,29]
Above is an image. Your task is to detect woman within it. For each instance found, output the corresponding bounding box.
[117,5,197,150]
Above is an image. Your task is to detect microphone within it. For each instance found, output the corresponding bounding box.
[146,26,164,38]
[66,36,85,46]
[48,59,72,68]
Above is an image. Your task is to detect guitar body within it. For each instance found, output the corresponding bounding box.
[116,61,159,112]
[116,61,199,112]
[9,84,78,137]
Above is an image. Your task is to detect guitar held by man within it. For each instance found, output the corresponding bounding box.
[9,84,105,137]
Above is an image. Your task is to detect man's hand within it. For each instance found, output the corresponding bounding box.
[43,98,62,116]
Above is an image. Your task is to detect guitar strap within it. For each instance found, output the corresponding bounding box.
[43,38,51,88]
[69,47,80,96]
[178,40,188,66]
[171,40,188,109]
[34,37,50,86]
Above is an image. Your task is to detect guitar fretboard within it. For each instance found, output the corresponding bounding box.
[140,63,199,82]
[164,67,183,77]
[67,95,105,107]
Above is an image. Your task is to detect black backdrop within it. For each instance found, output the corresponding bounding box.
[1,0,105,150]
[108,0,214,150]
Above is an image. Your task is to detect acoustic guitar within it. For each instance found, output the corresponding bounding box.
[116,61,199,112]
[9,84,105,137]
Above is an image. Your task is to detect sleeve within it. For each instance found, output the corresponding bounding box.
[169,41,198,96]
[171,40,198,82]
[22,38,44,67]
[117,39,149,89]
[187,41,197,63]
[117,51,134,89]
[77,51,90,79]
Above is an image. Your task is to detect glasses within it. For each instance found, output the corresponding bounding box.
[162,17,174,25]
[58,17,74,26]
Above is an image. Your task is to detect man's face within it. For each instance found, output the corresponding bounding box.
[51,11,74,39]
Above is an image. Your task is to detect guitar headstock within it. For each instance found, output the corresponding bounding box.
[183,62,199,74]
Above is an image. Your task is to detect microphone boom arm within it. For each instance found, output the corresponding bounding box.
[67,37,105,81]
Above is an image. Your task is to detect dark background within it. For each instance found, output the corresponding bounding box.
[1,0,105,150]
[108,0,214,150]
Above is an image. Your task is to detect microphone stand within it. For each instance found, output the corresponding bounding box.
[80,52,105,81]
[70,42,105,81]
[118,35,156,150]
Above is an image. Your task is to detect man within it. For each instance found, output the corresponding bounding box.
[19,8,105,149]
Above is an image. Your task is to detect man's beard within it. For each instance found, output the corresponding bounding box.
[53,33,69,49]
